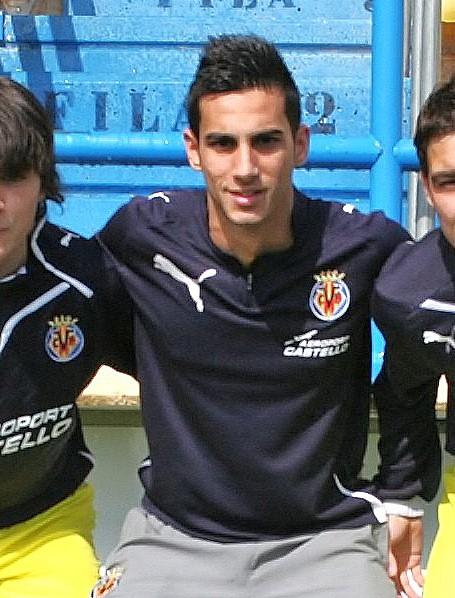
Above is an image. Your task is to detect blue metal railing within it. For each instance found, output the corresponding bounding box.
[53,130,418,171]
[53,132,384,168]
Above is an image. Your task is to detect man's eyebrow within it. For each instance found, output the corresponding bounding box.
[204,132,235,142]
[205,129,285,138]
[430,170,455,184]
[252,128,284,137]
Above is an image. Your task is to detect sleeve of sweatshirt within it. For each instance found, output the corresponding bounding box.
[85,205,138,378]
[94,194,169,376]
[372,354,441,502]
[97,244,136,378]
[371,239,442,503]
[96,199,135,263]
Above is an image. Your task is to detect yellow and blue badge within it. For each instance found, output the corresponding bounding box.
[91,566,124,597]
[309,270,350,322]
[45,315,84,362]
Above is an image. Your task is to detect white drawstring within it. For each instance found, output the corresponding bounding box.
[333,473,388,523]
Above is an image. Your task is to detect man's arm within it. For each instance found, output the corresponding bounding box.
[388,514,424,598]
[88,232,136,378]
[374,355,441,504]
[373,350,441,598]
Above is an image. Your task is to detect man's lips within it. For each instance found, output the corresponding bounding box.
[229,189,264,205]
[230,188,261,195]
[0,218,12,232]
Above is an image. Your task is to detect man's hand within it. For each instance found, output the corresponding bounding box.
[388,515,424,598]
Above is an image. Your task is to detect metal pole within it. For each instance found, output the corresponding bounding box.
[404,0,412,76]
[370,0,404,222]
[414,0,440,238]
[407,0,441,238]
[407,0,424,238]
[393,138,419,170]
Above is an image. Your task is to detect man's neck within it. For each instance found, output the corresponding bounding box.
[0,264,26,282]
[0,244,28,279]
[208,213,294,268]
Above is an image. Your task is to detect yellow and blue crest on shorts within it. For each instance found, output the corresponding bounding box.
[45,315,84,362]
[309,270,350,322]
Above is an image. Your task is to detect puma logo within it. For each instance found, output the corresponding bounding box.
[153,254,216,313]
[423,327,455,353]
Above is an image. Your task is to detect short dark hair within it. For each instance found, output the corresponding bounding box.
[0,77,62,203]
[414,75,455,176]
[186,34,301,138]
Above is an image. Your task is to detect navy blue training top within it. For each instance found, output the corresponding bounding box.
[99,189,422,542]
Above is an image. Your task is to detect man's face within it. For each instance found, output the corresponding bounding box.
[184,86,308,243]
[0,171,42,278]
[422,133,455,248]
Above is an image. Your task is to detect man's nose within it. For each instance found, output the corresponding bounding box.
[233,143,259,179]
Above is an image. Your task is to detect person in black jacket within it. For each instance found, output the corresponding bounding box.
[373,74,455,598]
[0,77,134,597]
[89,35,432,598]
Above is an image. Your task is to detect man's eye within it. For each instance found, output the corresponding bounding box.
[434,179,455,190]
[253,135,281,149]
[208,137,235,150]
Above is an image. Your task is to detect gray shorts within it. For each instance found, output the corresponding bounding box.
[91,507,395,598]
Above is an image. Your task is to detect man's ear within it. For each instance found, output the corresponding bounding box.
[183,128,202,171]
[421,173,434,207]
[293,124,310,167]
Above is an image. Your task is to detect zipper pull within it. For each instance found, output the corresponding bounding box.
[246,272,253,291]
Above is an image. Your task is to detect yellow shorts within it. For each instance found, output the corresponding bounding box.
[0,483,99,598]
[424,465,455,597]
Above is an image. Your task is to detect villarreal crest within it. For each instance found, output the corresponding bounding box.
[91,567,124,597]
[45,315,84,362]
[309,270,350,322]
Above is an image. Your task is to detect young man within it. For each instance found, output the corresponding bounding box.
[92,35,430,598]
[373,75,455,598]
[0,77,134,597]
